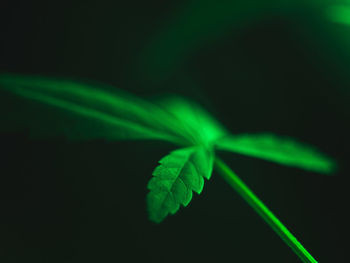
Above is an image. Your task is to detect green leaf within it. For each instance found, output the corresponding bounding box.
[0,74,186,144]
[157,96,228,147]
[215,133,336,174]
[147,146,214,223]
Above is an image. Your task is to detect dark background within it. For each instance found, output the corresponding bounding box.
[0,1,349,262]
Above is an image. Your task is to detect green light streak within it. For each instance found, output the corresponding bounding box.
[215,157,318,263]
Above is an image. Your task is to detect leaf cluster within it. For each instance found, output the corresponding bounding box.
[0,74,336,222]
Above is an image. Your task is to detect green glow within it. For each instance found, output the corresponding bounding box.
[140,0,331,80]
[215,158,318,263]
[216,134,336,174]
[157,96,228,147]
[327,5,350,25]
[141,0,269,80]
[147,146,214,223]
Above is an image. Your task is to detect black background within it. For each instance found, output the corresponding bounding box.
[0,1,349,262]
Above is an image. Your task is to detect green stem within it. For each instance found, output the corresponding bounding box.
[214,157,317,263]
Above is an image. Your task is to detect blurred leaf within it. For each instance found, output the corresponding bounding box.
[0,74,186,144]
[215,133,336,174]
[157,96,228,147]
[147,146,214,223]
